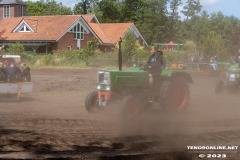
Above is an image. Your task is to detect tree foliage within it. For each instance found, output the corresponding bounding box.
[73,0,91,14]
[199,31,225,59]
[181,0,202,20]
[122,32,138,65]
[25,0,240,58]
[26,0,72,16]
[7,42,25,55]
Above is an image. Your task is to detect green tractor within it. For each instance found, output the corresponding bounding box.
[85,41,193,115]
[201,61,231,77]
[215,64,240,94]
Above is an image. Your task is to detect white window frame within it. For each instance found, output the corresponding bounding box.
[3,5,10,18]
[13,20,34,33]
[19,25,31,32]
[69,22,87,40]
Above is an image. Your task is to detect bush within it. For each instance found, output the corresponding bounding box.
[86,50,118,67]
[20,40,149,68]
[7,42,25,55]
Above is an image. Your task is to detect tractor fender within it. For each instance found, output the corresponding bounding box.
[171,72,193,84]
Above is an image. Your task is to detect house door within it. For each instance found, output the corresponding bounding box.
[77,39,81,49]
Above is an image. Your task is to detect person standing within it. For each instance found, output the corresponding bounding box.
[0,62,6,81]
[17,63,31,82]
[3,60,21,82]
[145,46,164,102]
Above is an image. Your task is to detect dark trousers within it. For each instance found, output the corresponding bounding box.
[148,73,160,97]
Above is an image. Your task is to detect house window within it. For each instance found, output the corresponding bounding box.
[13,20,34,33]
[18,5,23,17]
[19,25,31,32]
[3,5,10,18]
[70,23,87,40]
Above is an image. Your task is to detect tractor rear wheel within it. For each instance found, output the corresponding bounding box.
[159,78,189,111]
[203,66,212,76]
[85,91,99,113]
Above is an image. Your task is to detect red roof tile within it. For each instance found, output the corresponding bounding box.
[100,23,133,44]
[0,14,141,46]
[87,23,111,44]
[0,15,81,41]
[82,14,96,23]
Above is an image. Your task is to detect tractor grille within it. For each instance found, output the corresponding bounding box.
[98,72,104,84]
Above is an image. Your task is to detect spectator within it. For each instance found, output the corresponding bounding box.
[17,63,31,82]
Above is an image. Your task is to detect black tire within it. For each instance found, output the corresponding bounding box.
[122,96,146,118]
[85,91,98,113]
[159,78,189,111]
[215,80,224,95]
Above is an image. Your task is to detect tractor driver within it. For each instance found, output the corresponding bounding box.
[145,46,164,101]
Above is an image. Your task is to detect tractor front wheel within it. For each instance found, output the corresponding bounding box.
[85,91,99,113]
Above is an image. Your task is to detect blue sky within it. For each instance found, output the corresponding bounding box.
[199,0,240,18]
[24,0,240,19]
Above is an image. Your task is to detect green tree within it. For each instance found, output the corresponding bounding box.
[122,32,138,65]
[169,0,182,25]
[26,1,47,16]
[168,0,182,40]
[199,31,225,59]
[26,0,72,16]
[121,0,148,22]
[7,43,25,55]
[87,38,99,51]
[97,0,122,22]
[181,0,202,20]
[73,0,90,14]
[136,0,170,44]
[183,40,197,54]
[45,0,72,15]
[228,23,240,53]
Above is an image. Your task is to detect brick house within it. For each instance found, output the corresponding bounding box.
[0,0,27,21]
[0,0,147,53]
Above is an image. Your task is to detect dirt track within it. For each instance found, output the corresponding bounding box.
[0,68,240,160]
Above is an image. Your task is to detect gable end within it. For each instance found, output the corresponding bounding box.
[13,20,34,33]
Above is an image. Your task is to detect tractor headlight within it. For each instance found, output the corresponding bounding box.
[229,73,236,81]
[106,86,111,91]
[97,84,101,90]
[97,71,111,85]
[229,73,236,79]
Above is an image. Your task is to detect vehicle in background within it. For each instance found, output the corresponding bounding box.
[215,64,240,94]
[0,54,33,100]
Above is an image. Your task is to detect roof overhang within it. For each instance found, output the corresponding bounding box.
[0,41,54,46]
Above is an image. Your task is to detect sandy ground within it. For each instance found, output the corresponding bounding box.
[0,68,240,160]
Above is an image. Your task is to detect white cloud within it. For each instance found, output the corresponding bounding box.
[200,0,220,6]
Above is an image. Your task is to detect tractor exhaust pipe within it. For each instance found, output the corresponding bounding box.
[118,38,122,71]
